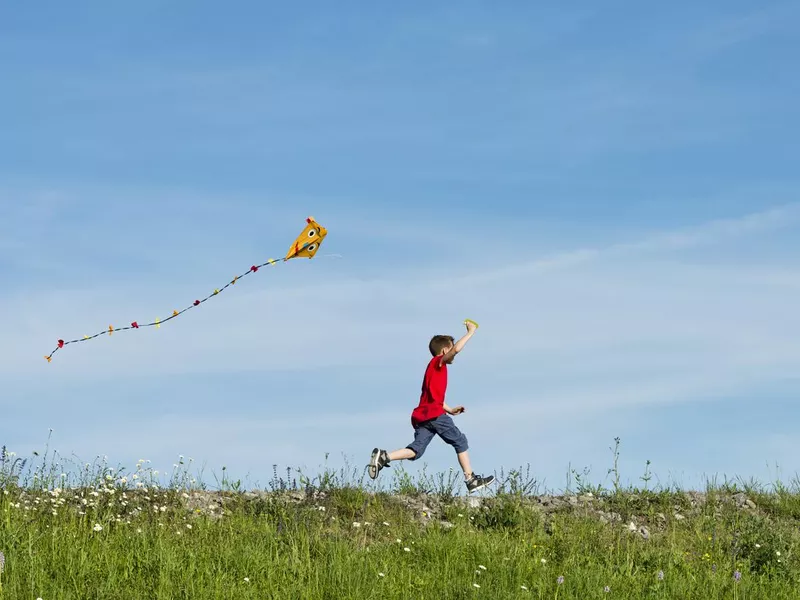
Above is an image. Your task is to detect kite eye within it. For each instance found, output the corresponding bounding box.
[307,229,317,238]
[307,243,317,252]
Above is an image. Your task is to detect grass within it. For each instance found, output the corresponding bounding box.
[2,439,800,598]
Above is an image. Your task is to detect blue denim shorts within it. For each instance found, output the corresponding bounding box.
[406,414,469,459]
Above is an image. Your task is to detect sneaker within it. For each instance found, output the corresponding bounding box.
[368,448,390,480]
[465,473,495,493]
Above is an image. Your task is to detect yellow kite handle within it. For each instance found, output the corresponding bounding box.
[464,318,479,328]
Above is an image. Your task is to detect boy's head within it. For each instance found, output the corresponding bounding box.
[429,334,455,362]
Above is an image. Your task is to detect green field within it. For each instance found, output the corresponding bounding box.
[2,442,800,599]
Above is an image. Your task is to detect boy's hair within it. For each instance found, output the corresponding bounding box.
[429,334,455,356]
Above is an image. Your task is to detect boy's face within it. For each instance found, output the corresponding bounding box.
[440,343,455,364]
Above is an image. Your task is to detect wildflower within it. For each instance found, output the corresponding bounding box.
[378,572,385,577]
[352,522,361,528]
[521,585,528,591]
[473,583,480,588]
[604,586,611,593]
[0,550,5,574]
[540,558,547,564]
[478,565,486,571]
[557,576,564,585]
[734,570,741,582]
[186,524,192,529]
[657,570,664,580]
[93,524,103,532]
[776,551,781,557]
[382,521,389,526]
[243,577,250,583]
[404,547,411,552]
[712,564,717,573]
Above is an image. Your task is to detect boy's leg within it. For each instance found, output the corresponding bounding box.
[431,415,495,493]
[456,450,473,476]
[368,424,435,480]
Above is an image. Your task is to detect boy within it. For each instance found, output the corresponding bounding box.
[368,320,495,493]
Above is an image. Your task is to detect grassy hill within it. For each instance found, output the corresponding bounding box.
[2,445,800,598]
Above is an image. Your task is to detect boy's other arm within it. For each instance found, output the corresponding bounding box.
[439,321,478,365]
[444,403,465,415]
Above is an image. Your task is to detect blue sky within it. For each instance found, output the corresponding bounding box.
[2,1,800,492]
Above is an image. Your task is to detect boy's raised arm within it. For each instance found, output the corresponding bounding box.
[440,320,478,365]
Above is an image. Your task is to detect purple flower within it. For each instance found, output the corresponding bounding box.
[557,576,564,585]
[712,563,717,573]
[0,550,5,574]
[734,570,741,582]
[657,570,664,581]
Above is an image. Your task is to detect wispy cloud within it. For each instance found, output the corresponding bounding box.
[4,203,797,384]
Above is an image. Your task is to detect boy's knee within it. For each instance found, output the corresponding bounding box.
[453,432,468,454]
[405,446,422,461]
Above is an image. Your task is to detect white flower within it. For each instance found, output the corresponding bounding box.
[777,551,781,556]
[404,547,411,552]
[473,583,481,588]
[521,585,529,590]
[382,521,389,526]
[93,524,103,532]
[378,572,385,577]
[243,577,250,583]
[541,558,547,564]
[478,565,486,570]
[186,524,192,529]
[352,522,361,528]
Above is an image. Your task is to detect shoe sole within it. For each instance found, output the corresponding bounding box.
[368,448,380,480]
[468,476,495,494]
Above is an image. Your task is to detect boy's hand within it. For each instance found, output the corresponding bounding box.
[464,319,478,334]
[449,406,465,415]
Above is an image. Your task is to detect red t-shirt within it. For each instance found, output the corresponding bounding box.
[411,355,447,427]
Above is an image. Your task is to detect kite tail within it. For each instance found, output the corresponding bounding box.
[44,256,290,362]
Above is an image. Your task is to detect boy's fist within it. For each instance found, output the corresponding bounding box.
[449,406,466,415]
[464,318,478,333]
